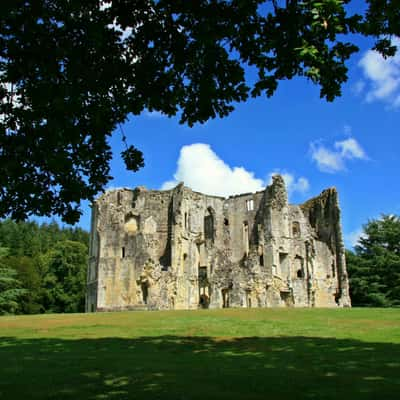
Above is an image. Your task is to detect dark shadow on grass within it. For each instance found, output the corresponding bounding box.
[0,335,399,400]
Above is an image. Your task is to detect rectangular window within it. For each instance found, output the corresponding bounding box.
[204,215,214,240]
[122,247,125,258]
[243,221,249,256]
[246,199,254,211]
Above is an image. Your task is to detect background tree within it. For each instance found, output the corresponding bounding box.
[39,241,88,313]
[0,248,26,314]
[0,220,89,314]
[347,214,400,307]
[1,0,399,223]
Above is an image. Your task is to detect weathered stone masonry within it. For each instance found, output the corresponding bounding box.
[86,175,351,311]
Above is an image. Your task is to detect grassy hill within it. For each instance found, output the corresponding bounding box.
[1,308,399,399]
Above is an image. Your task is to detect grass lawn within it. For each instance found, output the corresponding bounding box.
[0,308,399,399]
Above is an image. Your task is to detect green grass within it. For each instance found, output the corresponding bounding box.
[1,308,399,399]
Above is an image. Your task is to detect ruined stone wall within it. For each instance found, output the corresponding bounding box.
[86,175,351,312]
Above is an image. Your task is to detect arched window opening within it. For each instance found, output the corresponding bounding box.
[297,269,304,278]
[204,208,215,241]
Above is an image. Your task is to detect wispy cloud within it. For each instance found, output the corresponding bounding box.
[344,228,365,249]
[357,37,400,108]
[161,143,309,198]
[310,137,368,173]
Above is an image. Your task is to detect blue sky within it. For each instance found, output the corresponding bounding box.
[73,35,400,250]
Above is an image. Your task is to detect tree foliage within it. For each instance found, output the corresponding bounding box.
[0,247,26,314]
[0,220,89,314]
[347,214,400,307]
[1,1,399,222]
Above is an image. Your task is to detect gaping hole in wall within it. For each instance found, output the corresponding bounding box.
[199,294,209,309]
[297,269,304,278]
[246,199,254,211]
[259,254,264,266]
[141,282,149,304]
[183,253,188,261]
[224,218,229,226]
[294,255,304,279]
[121,247,125,258]
[292,221,300,238]
[280,290,293,307]
[124,214,139,234]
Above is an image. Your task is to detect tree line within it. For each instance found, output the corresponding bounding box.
[1,214,399,314]
[0,220,89,315]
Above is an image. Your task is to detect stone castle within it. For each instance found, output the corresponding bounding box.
[86,175,351,311]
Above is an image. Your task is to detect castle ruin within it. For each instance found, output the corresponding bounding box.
[86,175,351,311]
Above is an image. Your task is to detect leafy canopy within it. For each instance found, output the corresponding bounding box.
[347,214,400,307]
[1,0,399,223]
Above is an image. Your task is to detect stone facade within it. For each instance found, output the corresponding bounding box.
[86,175,351,311]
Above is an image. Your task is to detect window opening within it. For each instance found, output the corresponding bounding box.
[122,247,125,258]
[246,199,254,211]
[297,269,304,278]
[204,214,214,240]
[259,254,264,266]
[141,282,149,304]
[224,218,229,226]
[292,221,300,238]
[243,221,249,256]
[198,266,207,280]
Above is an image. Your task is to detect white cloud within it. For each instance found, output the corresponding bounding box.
[335,138,367,160]
[161,143,309,198]
[344,229,365,249]
[357,37,400,108]
[310,137,368,173]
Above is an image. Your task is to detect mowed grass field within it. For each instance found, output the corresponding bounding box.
[1,308,399,400]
